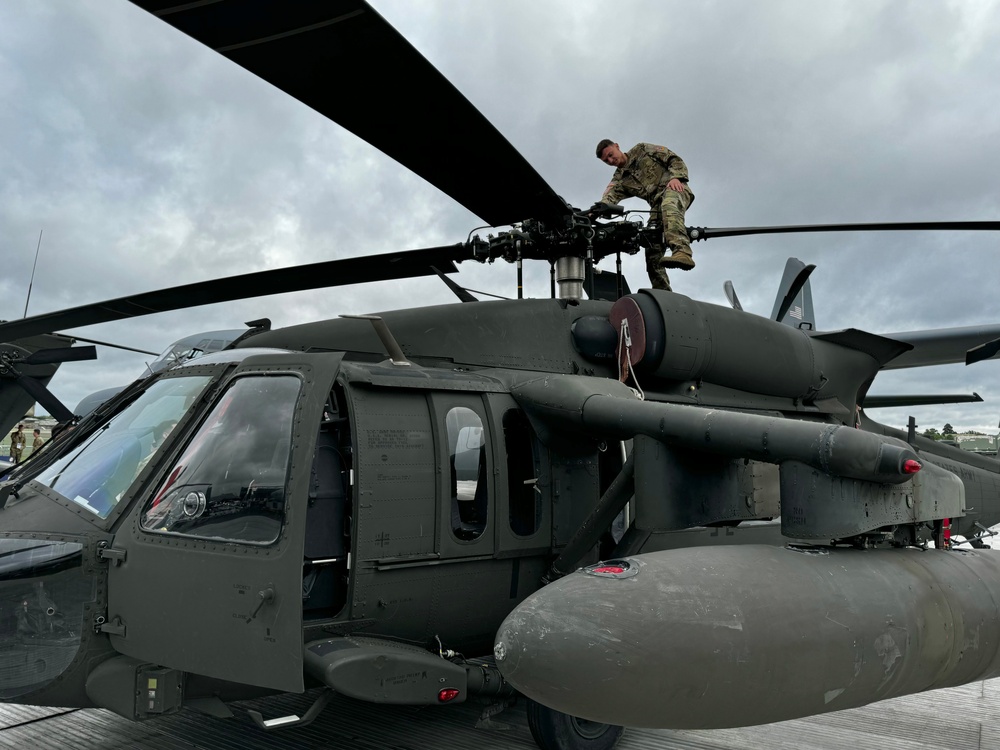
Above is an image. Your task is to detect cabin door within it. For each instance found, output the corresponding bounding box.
[108,352,343,692]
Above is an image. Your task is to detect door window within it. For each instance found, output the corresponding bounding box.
[140,375,300,544]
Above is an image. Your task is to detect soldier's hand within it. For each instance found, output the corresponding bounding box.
[587,202,622,219]
[666,178,685,193]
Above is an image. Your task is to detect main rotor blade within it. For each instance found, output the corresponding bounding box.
[129,0,568,227]
[431,266,478,303]
[23,346,98,366]
[0,245,466,343]
[58,335,158,357]
[689,221,1000,242]
[15,375,74,423]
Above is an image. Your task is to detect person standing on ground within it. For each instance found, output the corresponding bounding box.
[10,425,25,464]
[594,139,695,291]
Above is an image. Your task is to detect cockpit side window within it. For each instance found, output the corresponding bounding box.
[140,375,300,544]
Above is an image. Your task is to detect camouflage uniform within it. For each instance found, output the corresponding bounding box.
[600,143,694,290]
[9,429,24,464]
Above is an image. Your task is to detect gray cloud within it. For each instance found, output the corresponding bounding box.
[1,0,999,433]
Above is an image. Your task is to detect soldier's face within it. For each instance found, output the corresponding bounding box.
[599,144,627,167]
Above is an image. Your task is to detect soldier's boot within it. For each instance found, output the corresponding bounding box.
[661,245,695,270]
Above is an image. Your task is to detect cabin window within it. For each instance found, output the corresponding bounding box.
[447,406,488,541]
[504,409,541,536]
[140,375,300,544]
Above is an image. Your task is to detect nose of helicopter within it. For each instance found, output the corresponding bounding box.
[0,539,90,700]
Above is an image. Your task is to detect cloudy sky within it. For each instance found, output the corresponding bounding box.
[1,0,999,433]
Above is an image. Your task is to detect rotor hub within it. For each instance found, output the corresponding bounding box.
[0,344,28,377]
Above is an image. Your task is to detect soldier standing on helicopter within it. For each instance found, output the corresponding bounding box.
[594,140,695,291]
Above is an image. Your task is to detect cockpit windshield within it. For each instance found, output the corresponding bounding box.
[34,376,212,518]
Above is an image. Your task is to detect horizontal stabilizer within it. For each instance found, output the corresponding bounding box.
[880,325,1000,369]
[863,392,983,409]
[967,337,1000,366]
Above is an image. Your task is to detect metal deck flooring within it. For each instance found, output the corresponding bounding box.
[1,678,998,750]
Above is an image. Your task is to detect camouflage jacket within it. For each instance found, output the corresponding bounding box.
[600,143,693,206]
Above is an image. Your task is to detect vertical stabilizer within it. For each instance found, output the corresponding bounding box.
[770,257,816,330]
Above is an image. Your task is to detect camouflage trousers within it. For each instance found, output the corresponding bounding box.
[645,186,694,290]
[644,243,672,291]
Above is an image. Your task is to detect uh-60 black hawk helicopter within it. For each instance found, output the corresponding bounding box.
[4,2,1000,750]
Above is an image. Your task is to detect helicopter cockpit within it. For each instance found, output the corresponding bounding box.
[0,347,347,701]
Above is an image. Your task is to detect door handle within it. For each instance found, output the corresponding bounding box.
[247,586,275,624]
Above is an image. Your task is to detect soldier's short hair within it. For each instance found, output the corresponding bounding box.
[595,139,615,158]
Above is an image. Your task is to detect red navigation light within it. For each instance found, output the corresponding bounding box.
[903,459,922,474]
[438,688,460,703]
[584,559,638,579]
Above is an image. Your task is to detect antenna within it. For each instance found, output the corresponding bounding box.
[23,230,43,318]
[339,315,411,366]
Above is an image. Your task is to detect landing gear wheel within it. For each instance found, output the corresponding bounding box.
[526,698,624,750]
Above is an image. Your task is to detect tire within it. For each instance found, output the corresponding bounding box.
[525,698,625,750]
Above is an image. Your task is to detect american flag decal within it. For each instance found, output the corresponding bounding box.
[788,306,803,320]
